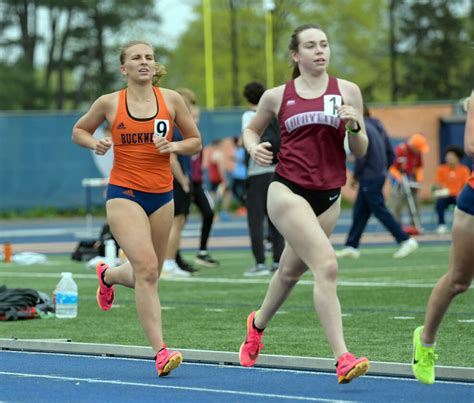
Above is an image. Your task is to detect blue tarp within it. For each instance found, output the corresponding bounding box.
[0,111,468,212]
[0,110,244,212]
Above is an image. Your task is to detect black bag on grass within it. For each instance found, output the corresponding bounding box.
[0,286,53,321]
[71,224,119,261]
[71,239,100,262]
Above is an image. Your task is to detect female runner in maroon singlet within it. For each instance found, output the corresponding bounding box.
[239,24,370,384]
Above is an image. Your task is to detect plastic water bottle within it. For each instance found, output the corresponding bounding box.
[104,239,117,267]
[55,272,78,319]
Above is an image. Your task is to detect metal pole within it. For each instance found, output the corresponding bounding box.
[230,0,239,106]
[203,0,215,110]
[401,173,422,232]
[264,0,275,88]
[389,0,398,102]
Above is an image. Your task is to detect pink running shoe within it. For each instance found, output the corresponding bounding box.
[155,345,183,377]
[336,352,370,384]
[239,311,264,367]
[96,262,114,311]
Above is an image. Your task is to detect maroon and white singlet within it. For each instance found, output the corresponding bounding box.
[276,76,347,190]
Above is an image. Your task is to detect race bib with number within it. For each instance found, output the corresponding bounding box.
[323,95,342,117]
[154,119,170,138]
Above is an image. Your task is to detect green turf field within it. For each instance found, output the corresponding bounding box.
[1,244,473,367]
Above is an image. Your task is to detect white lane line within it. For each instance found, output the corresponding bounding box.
[0,228,86,237]
[2,351,472,386]
[392,316,416,320]
[0,272,456,289]
[0,371,355,402]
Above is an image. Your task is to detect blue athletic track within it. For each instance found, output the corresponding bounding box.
[1,351,473,402]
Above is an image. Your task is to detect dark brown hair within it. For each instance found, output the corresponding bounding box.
[243,81,266,105]
[289,24,324,79]
[444,144,465,161]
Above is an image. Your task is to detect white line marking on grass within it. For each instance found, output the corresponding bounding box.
[0,372,355,402]
[335,245,450,255]
[393,316,415,320]
[205,308,227,312]
[0,272,456,289]
[161,306,175,310]
[0,272,97,279]
[344,264,446,274]
[458,319,474,323]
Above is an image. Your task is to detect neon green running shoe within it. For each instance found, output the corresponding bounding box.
[412,326,437,384]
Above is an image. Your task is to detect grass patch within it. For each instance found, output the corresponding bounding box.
[0,244,472,367]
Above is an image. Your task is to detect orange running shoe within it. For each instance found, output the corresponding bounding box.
[155,345,183,377]
[239,311,264,367]
[96,262,114,311]
[336,352,370,384]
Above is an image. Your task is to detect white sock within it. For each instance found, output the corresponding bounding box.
[163,260,177,271]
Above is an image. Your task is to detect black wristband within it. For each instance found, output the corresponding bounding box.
[346,121,361,134]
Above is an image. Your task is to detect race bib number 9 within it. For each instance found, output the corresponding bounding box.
[154,119,170,138]
[323,95,342,117]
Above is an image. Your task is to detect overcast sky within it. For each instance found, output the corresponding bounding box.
[155,0,194,47]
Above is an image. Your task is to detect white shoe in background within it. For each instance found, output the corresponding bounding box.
[335,247,361,259]
[393,238,419,258]
[436,224,449,235]
[162,260,191,278]
[244,264,270,277]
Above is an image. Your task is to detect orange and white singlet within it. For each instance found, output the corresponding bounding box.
[109,87,174,193]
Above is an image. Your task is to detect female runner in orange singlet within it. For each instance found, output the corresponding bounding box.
[72,41,201,377]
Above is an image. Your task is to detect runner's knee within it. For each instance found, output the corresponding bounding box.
[449,275,472,296]
[313,257,338,283]
[134,260,160,284]
[276,268,301,285]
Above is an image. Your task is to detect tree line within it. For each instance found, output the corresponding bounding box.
[0,0,471,111]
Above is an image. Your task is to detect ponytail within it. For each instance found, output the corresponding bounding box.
[291,63,300,79]
[152,62,167,86]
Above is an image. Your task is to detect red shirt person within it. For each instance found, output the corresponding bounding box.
[388,133,430,228]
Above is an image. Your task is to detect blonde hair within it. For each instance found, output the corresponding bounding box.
[119,41,167,86]
[152,63,167,86]
[119,40,154,64]
[463,96,471,112]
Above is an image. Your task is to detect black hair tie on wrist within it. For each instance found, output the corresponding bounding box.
[346,121,361,134]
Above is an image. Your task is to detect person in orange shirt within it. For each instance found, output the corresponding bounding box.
[72,41,201,377]
[433,145,470,234]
